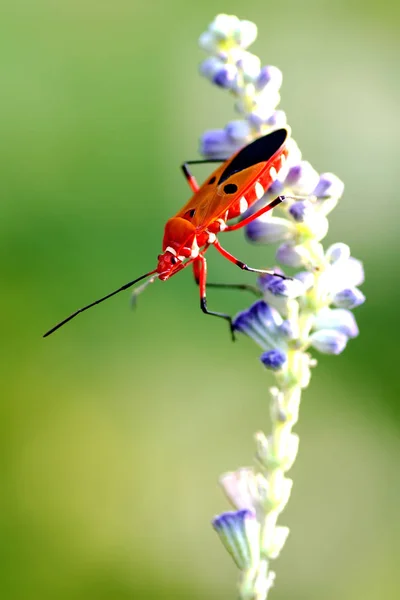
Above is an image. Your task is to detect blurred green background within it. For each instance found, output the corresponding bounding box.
[2,1,399,599]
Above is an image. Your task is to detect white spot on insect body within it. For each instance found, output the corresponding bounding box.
[217,218,227,231]
[165,246,177,256]
[190,238,200,258]
[255,182,265,200]
[270,167,278,180]
[239,197,248,214]
[207,232,217,244]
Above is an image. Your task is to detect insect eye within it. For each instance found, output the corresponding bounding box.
[170,255,178,265]
[183,208,196,219]
[223,183,238,194]
[208,176,216,185]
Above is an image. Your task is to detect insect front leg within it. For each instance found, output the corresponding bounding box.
[193,256,235,341]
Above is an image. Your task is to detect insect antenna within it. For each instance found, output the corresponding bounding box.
[43,269,158,338]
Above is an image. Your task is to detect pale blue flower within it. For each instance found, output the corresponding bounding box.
[333,288,366,309]
[212,509,260,570]
[313,308,359,339]
[233,300,288,352]
[258,273,305,315]
[309,330,348,355]
[247,217,295,244]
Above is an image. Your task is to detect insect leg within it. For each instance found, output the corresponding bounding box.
[224,195,285,232]
[194,256,235,340]
[192,259,260,297]
[181,159,223,193]
[206,282,262,296]
[213,239,286,278]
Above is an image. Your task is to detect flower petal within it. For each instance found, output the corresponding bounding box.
[333,287,366,309]
[258,273,304,299]
[276,242,310,267]
[309,329,348,354]
[314,308,359,338]
[313,172,344,200]
[200,129,240,159]
[285,161,320,195]
[220,468,260,511]
[246,216,295,244]
[328,257,365,294]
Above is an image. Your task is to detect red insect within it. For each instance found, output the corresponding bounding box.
[44,128,289,338]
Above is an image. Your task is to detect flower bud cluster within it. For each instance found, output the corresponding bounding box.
[199,14,291,160]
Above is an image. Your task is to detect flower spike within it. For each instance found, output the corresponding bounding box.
[199,13,364,600]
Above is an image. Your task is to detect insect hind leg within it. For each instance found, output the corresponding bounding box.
[194,256,236,341]
[206,282,262,296]
[200,297,235,341]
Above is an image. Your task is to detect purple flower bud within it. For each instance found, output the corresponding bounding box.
[199,56,222,78]
[289,200,313,223]
[333,287,366,309]
[326,243,351,265]
[265,110,287,128]
[246,216,295,244]
[259,273,305,316]
[255,65,283,90]
[198,31,219,53]
[260,349,287,370]
[200,129,240,159]
[233,300,281,335]
[248,299,282,328]
[314,308,359,338]
[313,173,344,200]
[247,109,287,132]
[285,161,319,195]
[276,243,308,267]
[225,119,251,142]
[213,64,238,88]
[279,320,296,339]
[309,330,348,355]
[246,112,263,130]
[260,274,287,296]
[258,273,304,298]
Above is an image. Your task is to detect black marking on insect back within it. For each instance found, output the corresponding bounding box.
[208,176,216,185]
[223,183,238,194]
[218,128,288,185]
